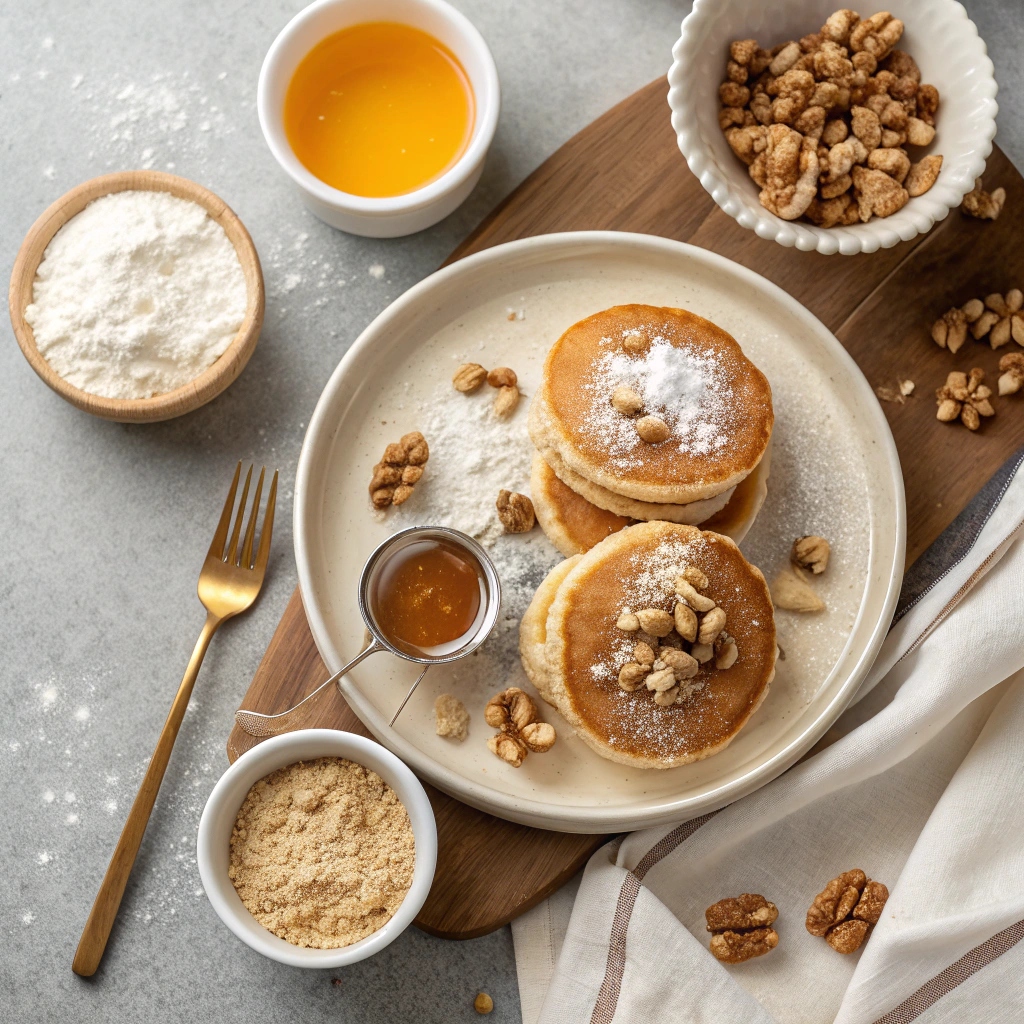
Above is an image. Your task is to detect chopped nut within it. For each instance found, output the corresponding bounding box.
[771,569,825,612]
[715,637,739,670]
[660,648,699,681]
[999,353,1024,396]
[484,687,555,766]
[706,894,779,963]
[369,432,428,508]
[618,662,649,691]
[496,489,535,533]
[849,11,903,59]
[900,379,915,396]
[611,385,644,416]
[807,870,888,954]
[645,667,677,693]
[691,642,714,663]
[634,641,656,667]
[673,602,698,642]
[401,465,423,485]
[698,606,727,645]
[435,694,469,741]
[674,577,716,612]
[930,307,968,354]
[392,485,416,506]
[653,685,680,707]
[453,362,488,393]
[474,992,494,1015]
[962,178,1006,220]
[401,431,429,465]
[852,165,909,221]
[760,123,819,220]
[904,154,942,197]
[616,611,640,632]
[621,330,649,355]
[792,535,831,574]
[493,384,521,418]
[935,368,994,430]
[486,366,517,388]
[635,415,670,444]
[636,608,675,637]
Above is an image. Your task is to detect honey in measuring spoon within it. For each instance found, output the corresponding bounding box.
[371,538,484,657]
[283,21,475,198]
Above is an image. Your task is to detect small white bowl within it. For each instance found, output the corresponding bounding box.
[668,0,998,255]
[197,729,437,968]
[258,0,500,237]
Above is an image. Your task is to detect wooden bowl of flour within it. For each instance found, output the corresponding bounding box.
[8,170,264,423]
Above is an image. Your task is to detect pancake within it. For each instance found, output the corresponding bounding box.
[532,444,771,556]
[519,554,581,705]
[538,521,776,770]
[530,304,773,505]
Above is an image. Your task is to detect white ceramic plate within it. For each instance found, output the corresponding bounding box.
[295,232,905,832]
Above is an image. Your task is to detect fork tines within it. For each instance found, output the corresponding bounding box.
[210,462,278,570]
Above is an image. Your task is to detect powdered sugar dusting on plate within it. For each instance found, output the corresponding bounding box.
[582,328,733,469]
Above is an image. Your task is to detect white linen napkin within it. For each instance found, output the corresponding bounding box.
[513,452,1024,1024]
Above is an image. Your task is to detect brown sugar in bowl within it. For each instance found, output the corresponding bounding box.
[8,170,265,423]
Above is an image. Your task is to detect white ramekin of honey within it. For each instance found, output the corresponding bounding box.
[258,0,500,237]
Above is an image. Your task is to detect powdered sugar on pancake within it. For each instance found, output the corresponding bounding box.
[581,327,733,469]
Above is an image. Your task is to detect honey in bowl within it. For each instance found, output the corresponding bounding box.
[370,537,485,657]
[283,21,475,198]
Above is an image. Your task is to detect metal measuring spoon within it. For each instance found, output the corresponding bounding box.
[234,526,501,737]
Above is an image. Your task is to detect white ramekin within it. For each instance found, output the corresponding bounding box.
[258,0,500,237]
[668,0,998,255]
[197,729,437,968]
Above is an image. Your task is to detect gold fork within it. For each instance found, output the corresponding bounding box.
[72,462,278,977]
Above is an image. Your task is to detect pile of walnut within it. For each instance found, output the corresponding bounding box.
[720,10,942,226]
[615,565,738,709]
[453,362,521,418]
[771,535,830,613]
[484,687,556,767]
[806,869,889,953]
[705,894,780,963]
[935,369,994,431]
[932,289,1024,354]
[368,431,430,509]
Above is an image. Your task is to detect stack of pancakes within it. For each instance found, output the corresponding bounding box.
[520,521,777,769]
[529,304,773,557]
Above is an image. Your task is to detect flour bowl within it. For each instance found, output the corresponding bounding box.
[8,170,264,422]
[258,0,500,237]
[668,0,998,255]
[197,729,437,968]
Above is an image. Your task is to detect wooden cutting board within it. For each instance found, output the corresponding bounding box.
[227,78,1024,939]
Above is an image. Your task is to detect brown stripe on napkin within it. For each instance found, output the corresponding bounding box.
[589,813,717,1024]
[872,917,1024,1024]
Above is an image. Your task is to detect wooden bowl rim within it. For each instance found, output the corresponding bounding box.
[7,170,265,423]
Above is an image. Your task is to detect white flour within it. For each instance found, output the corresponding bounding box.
[25,190,247,399]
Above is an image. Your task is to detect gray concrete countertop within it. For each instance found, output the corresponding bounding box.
[1,2,1021,1021]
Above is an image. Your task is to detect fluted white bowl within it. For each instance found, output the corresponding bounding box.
[668,0,998,255]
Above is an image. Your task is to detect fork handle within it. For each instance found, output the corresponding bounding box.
[72,612,221,977]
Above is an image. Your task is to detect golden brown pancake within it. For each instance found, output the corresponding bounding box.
[530,304,773,504]
[518,554,580,705]
[532,445,771,557]
[537,521,776,769]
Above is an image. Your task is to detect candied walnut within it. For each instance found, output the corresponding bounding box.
[769,40,803,77]
[453,362,488,393]
[768,69,816,125]
[726,59,749,85]
[794,105,826,141]
[750,91,774,126]
[828,919,870,953]
[821,9,860,46]
[806,195,853,227]
[792,535,830,574]
[867,147,910,184]
[369,431,429,508]
[852,165,909,221]
[905,155,942,197]
[807,869,888,954]
[496,490,535,533]
[999,353,1024,396]
[719,81,751,108]
[881,128,906,147]
[811,81,842,110]
[760,124,819,220]
[962,178,1007,220]
[706,894,779,964]
[821,118,849,147]
[905,116,935,147]
[813,42,853,82]
[935,368,994,430]
[821,171,852,197]
[828,137,868,179]
[771,568,825,612]
[806,869,866,936]
[916,83,939,125]
[484,687,555,766]
[849,11,903,60]
[850,105,882,149]
[882,49,920,82]
[719,106,747,131]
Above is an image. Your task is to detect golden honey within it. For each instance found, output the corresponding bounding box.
[283,21,475,198]
[370,537,483,655]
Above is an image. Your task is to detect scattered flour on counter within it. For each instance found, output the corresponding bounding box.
[368,264,385,280]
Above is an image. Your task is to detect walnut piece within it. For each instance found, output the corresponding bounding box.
[962,177,1006,220]
[935,369,994,431]
[496,490,536,533]
[706,894,780,963]
[720,12,940,226]
[453,363,488,393]
[369,431,429,509]
[484,687,556,766]
[493,384,521,418]
[771,568,825,612]
[635,415,670,444]
[487,366,517,388]
[636,608,674,637]
[611,385,644,416]
[998,352,1024,396]
[435,694,469,741]
[792,535,831,574]
[806,869,889,953]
